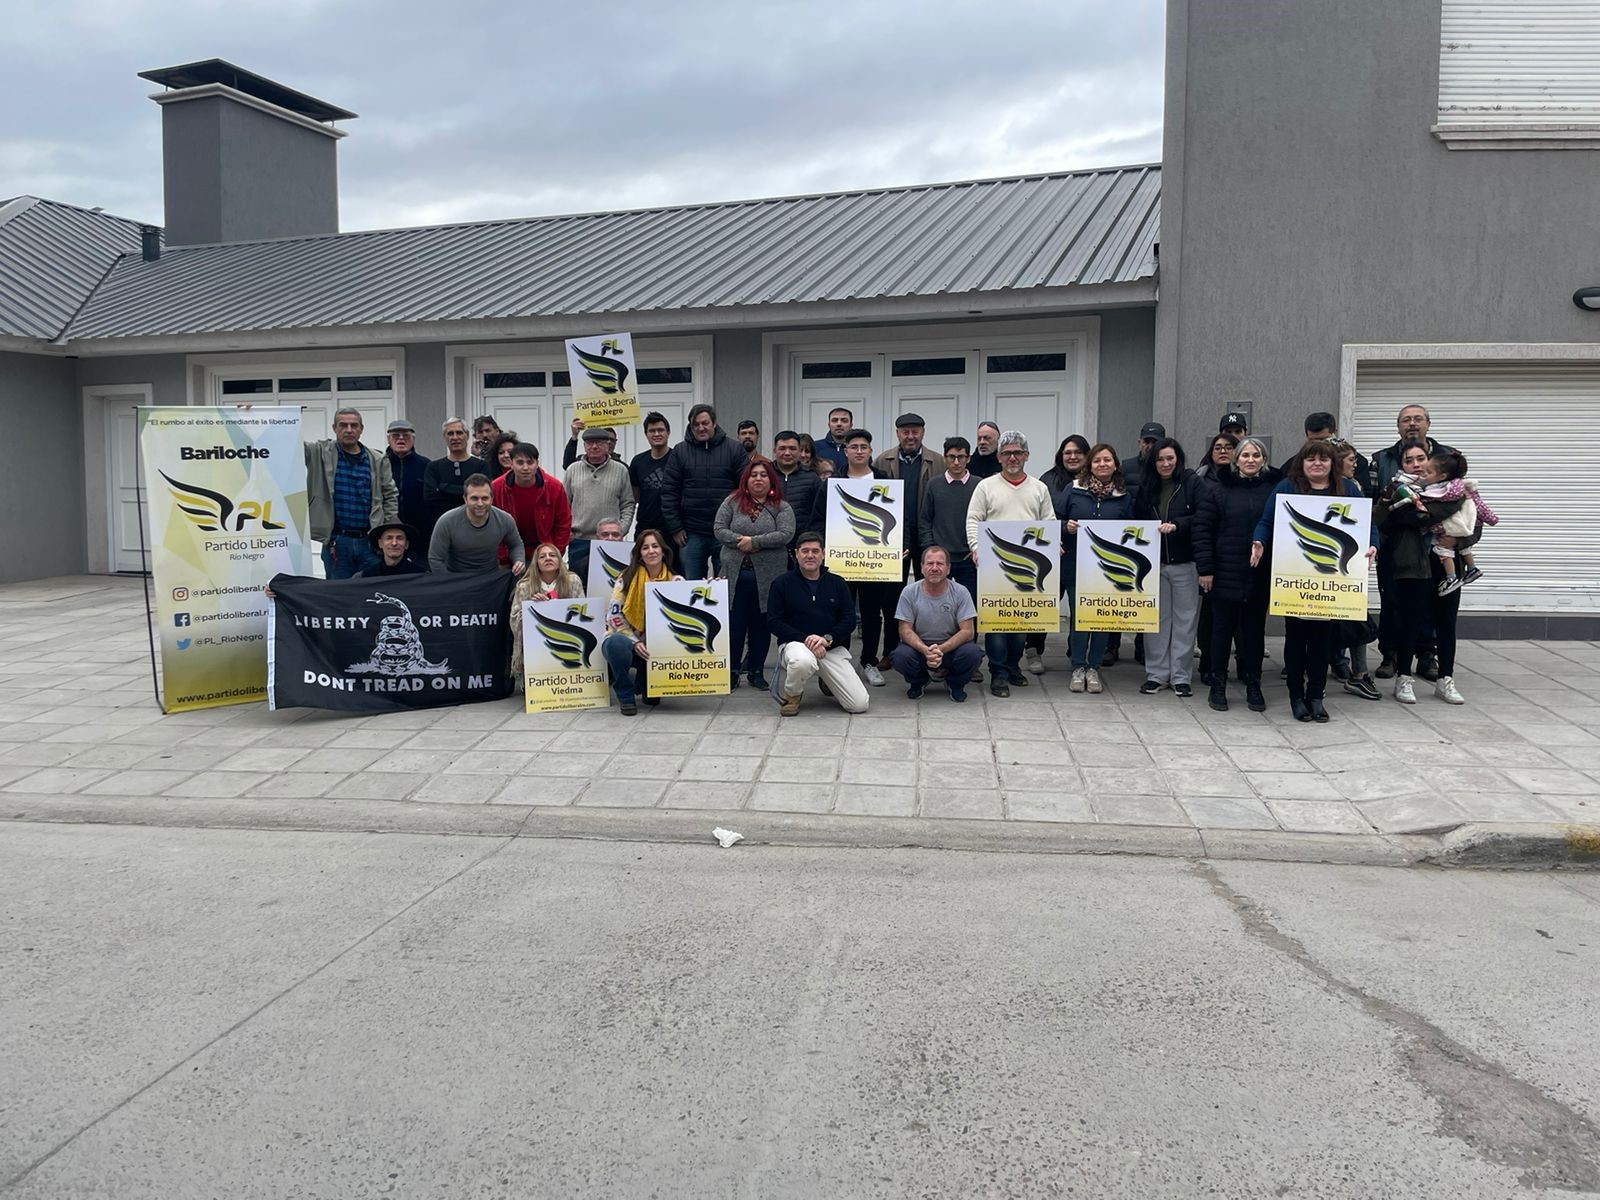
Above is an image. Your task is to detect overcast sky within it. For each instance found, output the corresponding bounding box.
[4,0,1164,231]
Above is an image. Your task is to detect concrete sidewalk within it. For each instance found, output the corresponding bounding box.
[1,576,1597,853]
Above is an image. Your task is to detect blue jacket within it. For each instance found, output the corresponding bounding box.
[814,432,849,473]
[1252,477,1377,546]
[1061,483,1136,589]
[767,567,857,649]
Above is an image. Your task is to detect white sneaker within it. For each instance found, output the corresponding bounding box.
[1085,668,1104,694]
[1394,675,1417,704]
[1069,667,1087,693]
[863,663,885,687]
[1024,648,1046,675]
[1434,675,1465,705]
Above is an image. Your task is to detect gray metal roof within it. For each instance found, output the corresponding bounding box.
[63,165,1158,342]
[0,197,148,339]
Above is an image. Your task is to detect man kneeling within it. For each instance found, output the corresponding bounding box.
[766,531,869,716]
[891,544,981,702]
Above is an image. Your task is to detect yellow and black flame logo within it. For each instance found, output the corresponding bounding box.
[1087,527,1153,593]
[534,602,599,670]
[596,545,628,585]
[985,526,1054,593]
[1286,503,1361,576]
[573,338,631,396]
[161,472,285,533]
[656,588,723,654]
[837,484,898,547]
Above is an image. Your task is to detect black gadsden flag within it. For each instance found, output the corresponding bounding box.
[268,570,515,712]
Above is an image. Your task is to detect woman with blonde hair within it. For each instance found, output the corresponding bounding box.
[509,543,583,687]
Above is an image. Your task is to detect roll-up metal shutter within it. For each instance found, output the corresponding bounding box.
[1351,362,1600,612]
[1438,1,1600,128]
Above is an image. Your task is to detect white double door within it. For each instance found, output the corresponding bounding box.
[792,349,1082,460]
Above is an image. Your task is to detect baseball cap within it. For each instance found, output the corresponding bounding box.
[1139,422,1166,440]
[1219,411,1249,431]
[895,412,926,428]
[386,419,416,434]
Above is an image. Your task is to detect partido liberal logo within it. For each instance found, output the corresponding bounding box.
[534,602,600,669]
[1287,502,1361,576]
[837,484,898,546]
[161,472,286,533]
[985,526,1054,593]
[597,546,627,585]
[572,337,631,395]
[1088,526,1154,593]
[656,585,723,654]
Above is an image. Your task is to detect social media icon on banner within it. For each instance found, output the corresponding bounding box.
[174,613,191,627]
[176,638,191,650]
[172,587,189,602]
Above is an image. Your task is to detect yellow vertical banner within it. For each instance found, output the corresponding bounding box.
[824,478,904,581]
[976,520,1060,632]
[521,598,609,712]
[140,405,308,711]
[1268,495,1372,619]
[564,332,641,427]
[644,578,731,697]
[1073,519,1161,633]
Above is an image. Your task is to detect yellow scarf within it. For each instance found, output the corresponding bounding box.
[622,562,672,633]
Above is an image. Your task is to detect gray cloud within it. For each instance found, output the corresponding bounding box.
[2,0,1163,230]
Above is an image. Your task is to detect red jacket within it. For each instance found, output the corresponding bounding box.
[492,469,572,562]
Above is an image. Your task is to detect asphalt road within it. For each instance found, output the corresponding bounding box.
[3,822,1599,1198]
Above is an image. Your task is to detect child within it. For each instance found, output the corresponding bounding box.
[1417,449,1498,596]
[813,456,835,482]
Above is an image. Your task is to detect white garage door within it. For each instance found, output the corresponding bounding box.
[1350,362,1600,612]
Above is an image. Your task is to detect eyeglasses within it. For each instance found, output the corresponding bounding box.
[999,450,1026,458]
[944,451,969,460]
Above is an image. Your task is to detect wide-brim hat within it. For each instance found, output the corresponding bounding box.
[368,521,419,551]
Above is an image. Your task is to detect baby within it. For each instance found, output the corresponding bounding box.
[1416,449,1498,596]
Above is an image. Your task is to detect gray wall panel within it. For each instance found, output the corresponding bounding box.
[713,330,764,430]
[1096,307,1156,456]
[0,353,83,581]
[402,343,447,446]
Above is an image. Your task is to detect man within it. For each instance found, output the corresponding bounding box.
[969,421,1002,479]
[1288,411,1372,493]
[661,403,748,578]
[423,418,488,529]
[383,420,432,556]
[305,407,399,579]
[1124,421,1165,494]
[965,430,1056,698]
[840,428,898,686]
[814,406,853,473]
[430,475,525,574]
[891,545,982,702]
[359,521,427,577]
[563,416,624,469]
[766,531,868,716]
[736,420,761,452]
[1371,404,1457,680]
[596,517,624,542]
[470,415,502,464]
[564,427,635,579]
[630,412,674,535]
[771,430,822,542]
[874,412,942,583]
[1220,411,1249,438]
[920,436,980,600]
[492,443,572,564]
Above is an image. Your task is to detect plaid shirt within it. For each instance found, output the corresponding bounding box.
[332,445,373,533]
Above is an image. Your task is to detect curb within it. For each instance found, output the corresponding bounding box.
[1421,822,1600,869]
[2,791,1449,867]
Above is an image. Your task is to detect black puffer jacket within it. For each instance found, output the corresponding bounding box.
[660,427,750,538]
[1193,466,1280,602]
[1134,468,1207,565]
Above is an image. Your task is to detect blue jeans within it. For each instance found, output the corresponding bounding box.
[321,534,379,580]
[1066,585,1107,669]
[601,633,647,705]
[729,568,770,675]
[677,532,718,580]
[892,641,982,688]
[985,632,1025,679]
[567,538,591,582]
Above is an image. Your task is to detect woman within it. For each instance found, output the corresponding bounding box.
[601,529,678,716]
[1194,432,1239,481]
[1375,442,1468,705]
[509,543,584,687]
[1025,435,1091,673]
[713,459,795,690]
[1193,437,1277,712]
[1193,430,1240,683]
[1134,438,1206,697]
[489,432,520,481]
[1062,443,1135,695]
[1251,441,1375,722]
[797,434,816,469]
[1333,439,1381,702]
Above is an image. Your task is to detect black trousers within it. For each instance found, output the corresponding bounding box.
[1209,590,1268,685]
[1392,571,1462,678]
[1378,552,1436,661]
[1282,617,1333,702]
[851,580,900,665]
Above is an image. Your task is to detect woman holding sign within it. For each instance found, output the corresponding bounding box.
[1135,438,1206,698]
[509,543,584,689]
[601,530,679,716]
[1251,441,1375,722]
[1062,444,1136,695]
[1193,437,1277,712]
[714,460,796,691]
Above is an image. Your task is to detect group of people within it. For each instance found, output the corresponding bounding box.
[298,398,1492,722]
